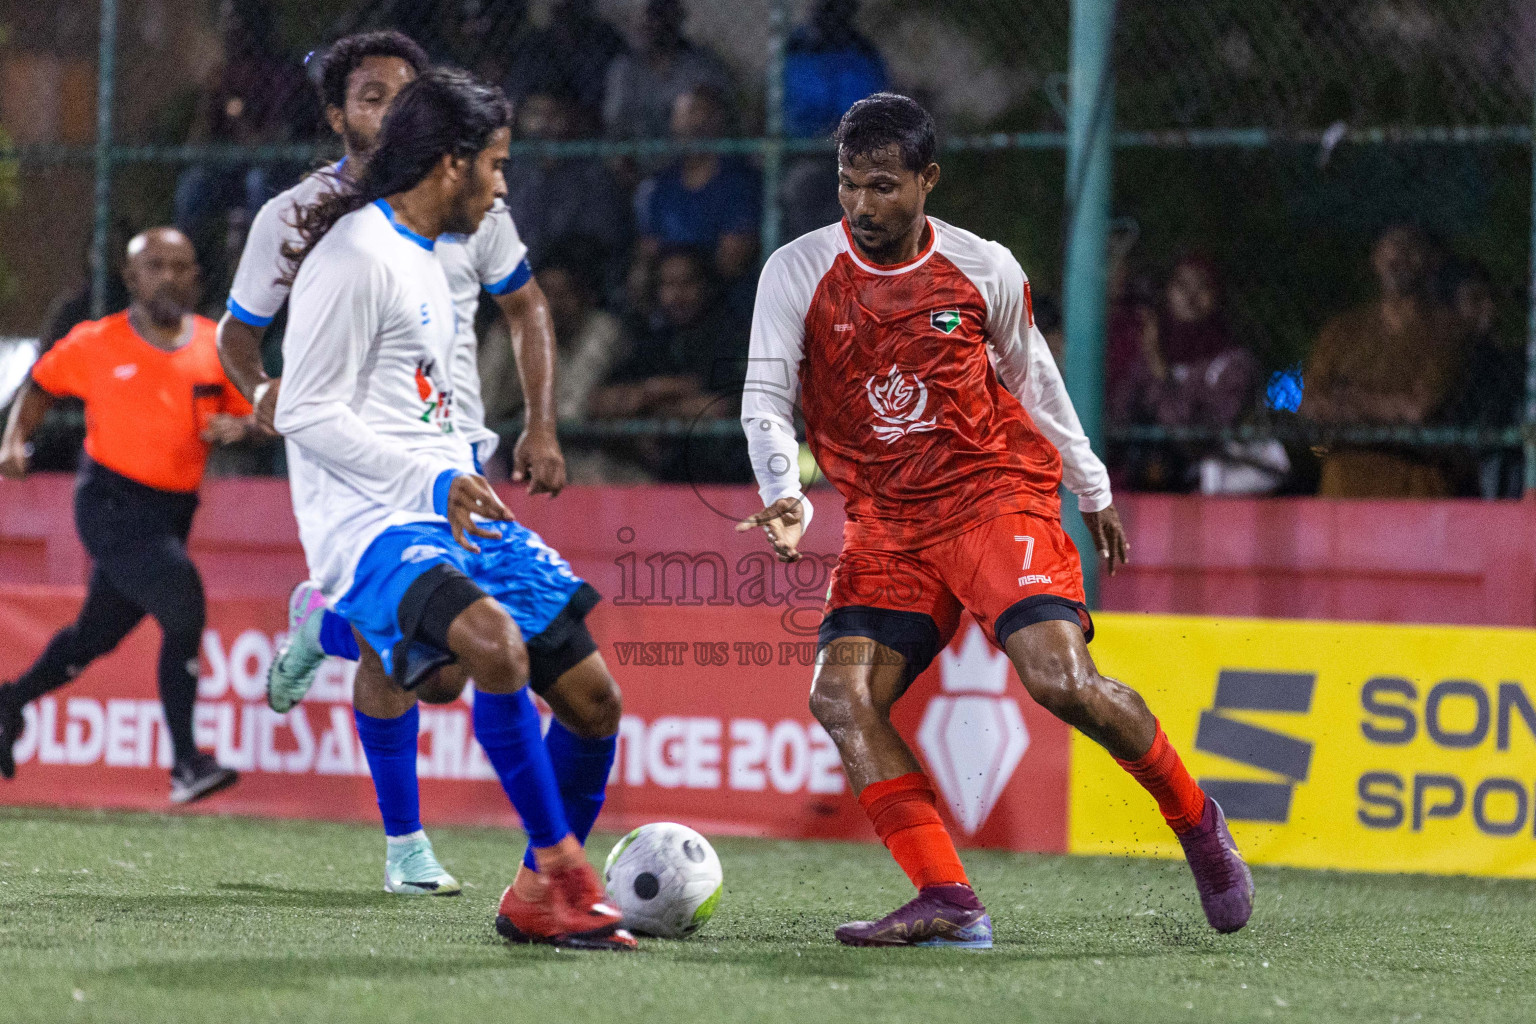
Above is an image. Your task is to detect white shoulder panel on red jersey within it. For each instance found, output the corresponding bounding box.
[932,218,1113,514]
[739,223,844,520]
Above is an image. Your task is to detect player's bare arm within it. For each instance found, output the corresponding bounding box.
[497,278,567,496]
[0,379,53,479]
[215,315,280,436]
[200,412,259,446]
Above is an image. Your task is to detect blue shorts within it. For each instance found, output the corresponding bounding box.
[337,519,587,684]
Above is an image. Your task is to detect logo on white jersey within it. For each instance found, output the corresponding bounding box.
[865,365,938,442]
[112,364,137,380]
[413,358,454,434]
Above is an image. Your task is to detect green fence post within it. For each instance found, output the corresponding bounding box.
[90,0,118,319]
[761,0,789,260]
[1525,73,1536,496]
[1063,0,1118,607]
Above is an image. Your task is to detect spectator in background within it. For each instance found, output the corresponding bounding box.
[365,0,529,74]
[780,0,889,240]
[1300,224,1465,497]
[633,87,761,310]
[1151,256,1282,494]
[1442,258,1524,498]
[1142,256,1257,429]
[595,247,744,423]
[603,0,733,141]
[502,0,627,119]
[175,0,315,278]
[1107,254,1269,492]
[480,237,625,427]
[504,88,631,286]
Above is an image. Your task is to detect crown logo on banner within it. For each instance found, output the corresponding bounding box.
[917,624,1029,834]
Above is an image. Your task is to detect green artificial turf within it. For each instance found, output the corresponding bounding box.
[0,808,1532,1023]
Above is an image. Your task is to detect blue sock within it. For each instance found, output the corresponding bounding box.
[319,610,361,660]
[353,705,422,837]
[472,688,571,850]
[521,721,617,870]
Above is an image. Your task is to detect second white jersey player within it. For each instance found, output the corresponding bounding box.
[227,163,531,463]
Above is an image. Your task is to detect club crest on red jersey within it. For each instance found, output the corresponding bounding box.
[866,364,938,442]
[931,309,962,334]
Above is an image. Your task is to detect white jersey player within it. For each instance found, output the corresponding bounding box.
[275,68,628,949]
[230,177,530,467]
[215,33,566,900]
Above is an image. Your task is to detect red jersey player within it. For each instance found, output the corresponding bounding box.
[738,94,1252,948]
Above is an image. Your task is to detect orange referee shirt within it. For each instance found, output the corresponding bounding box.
[30,311,252,493]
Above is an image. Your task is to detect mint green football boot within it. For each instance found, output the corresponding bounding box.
[384,832,461,896]
[267,581,329,714]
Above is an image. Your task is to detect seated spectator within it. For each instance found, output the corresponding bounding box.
[784,0,888,139]
[1143,256,1257,430]
[504,89,631,288]
[175,0,315,280]
[480,237,626,426]
[594,247,745,422]
[779,0,890,240]
[502,0,627,120]
[603,0,733,140]
[1108,254,1272,493]
[1442,258,1523,498]
[633,87,761,302]
[1299,224,1466,497]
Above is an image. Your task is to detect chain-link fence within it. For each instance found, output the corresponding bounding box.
[0,0,1532,495]
[1105,0,1534,498]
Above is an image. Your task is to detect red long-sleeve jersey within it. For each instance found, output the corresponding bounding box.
[742,218,1111,550]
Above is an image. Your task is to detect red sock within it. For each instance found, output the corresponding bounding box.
[858,772,969,889]
[1114,722,1208,834]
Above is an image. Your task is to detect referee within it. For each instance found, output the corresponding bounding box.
[0,227,255,803]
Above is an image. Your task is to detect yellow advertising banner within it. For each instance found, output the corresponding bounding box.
[1072,613,1536,878]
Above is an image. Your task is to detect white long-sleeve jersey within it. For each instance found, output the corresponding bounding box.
[740,218,1112,550]
[227,162,530,460]
[274,200,476,601]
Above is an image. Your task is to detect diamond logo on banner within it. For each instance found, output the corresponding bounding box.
[917,625,1029,834]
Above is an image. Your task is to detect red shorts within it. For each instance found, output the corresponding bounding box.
[819,511,1092,678]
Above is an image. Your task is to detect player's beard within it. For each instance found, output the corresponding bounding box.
[849,215,904,264]
[340,117,377,162]
[443,166,488,235]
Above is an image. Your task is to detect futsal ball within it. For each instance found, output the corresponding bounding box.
[603,822,723,938]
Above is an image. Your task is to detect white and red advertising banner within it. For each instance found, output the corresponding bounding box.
[0,588,1070,852]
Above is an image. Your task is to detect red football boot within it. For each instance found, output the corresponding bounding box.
[495,862,627,950]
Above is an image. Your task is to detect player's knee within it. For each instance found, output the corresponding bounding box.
[1017,648,1096,718]
[572,678,623,738]
[415,668,469,705]
[809,670,873,732]
[447,601,530,693]
[460,629,530,694]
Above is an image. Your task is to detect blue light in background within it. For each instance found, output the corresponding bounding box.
[1267,364,1304,413]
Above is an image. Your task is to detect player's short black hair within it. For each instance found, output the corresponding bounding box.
[317,30,430,111]
[834,92,937,173]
